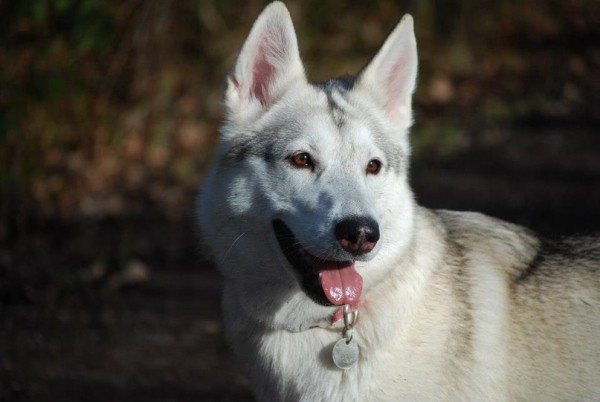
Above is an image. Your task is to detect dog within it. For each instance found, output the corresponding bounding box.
[196,2,600,400]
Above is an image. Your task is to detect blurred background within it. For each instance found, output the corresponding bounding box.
[1,1,598,400]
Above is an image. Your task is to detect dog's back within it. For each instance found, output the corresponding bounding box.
[509,236,600,399]
[437,210,600,399]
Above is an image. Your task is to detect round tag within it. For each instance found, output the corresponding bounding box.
[332,337,359,370]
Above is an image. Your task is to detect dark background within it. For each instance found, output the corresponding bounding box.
[1,1,598,401]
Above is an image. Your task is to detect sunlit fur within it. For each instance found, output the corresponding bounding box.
[197,2,600,400]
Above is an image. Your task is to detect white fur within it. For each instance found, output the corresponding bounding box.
[197,3,600,400]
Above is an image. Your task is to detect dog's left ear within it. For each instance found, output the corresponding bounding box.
[225,2,306,116]
[355,15,417,126]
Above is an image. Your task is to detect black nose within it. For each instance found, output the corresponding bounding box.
[335,216,380,255]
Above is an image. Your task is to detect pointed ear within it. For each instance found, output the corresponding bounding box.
[355,15,418,124]
[226,2,305,113]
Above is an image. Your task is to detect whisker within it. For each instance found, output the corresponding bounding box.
[221,232,247,263]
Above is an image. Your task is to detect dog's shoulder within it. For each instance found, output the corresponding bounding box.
[512,234,600,285]
[430,209,547,284]
[431,209,599,286]
[433,209,539,263]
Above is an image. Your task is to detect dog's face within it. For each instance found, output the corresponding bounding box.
[198,2,418,331]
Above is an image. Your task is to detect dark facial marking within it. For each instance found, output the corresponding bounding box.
[221,121,303,165]
[312,76,356,128]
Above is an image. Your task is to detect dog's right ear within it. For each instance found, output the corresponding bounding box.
[354,15,417,130]
[226,2,306,116]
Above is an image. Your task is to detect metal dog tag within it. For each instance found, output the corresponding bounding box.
[332,336,359,370]
[332,304,360,370]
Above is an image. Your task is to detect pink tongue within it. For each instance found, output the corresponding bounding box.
[317,262,363,305]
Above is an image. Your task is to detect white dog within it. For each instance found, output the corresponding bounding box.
[197,2,600,400]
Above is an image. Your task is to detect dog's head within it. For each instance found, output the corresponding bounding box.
[198,2,418,331]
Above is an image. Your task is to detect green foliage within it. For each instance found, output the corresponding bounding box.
[0,0,596,224]
[0,0,121,224]
[8,0,113,52]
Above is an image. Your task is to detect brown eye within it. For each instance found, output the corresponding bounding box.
[366,159,382,175]
[289,152,314,169]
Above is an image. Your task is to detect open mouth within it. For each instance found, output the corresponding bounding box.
[272,219,363,306]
